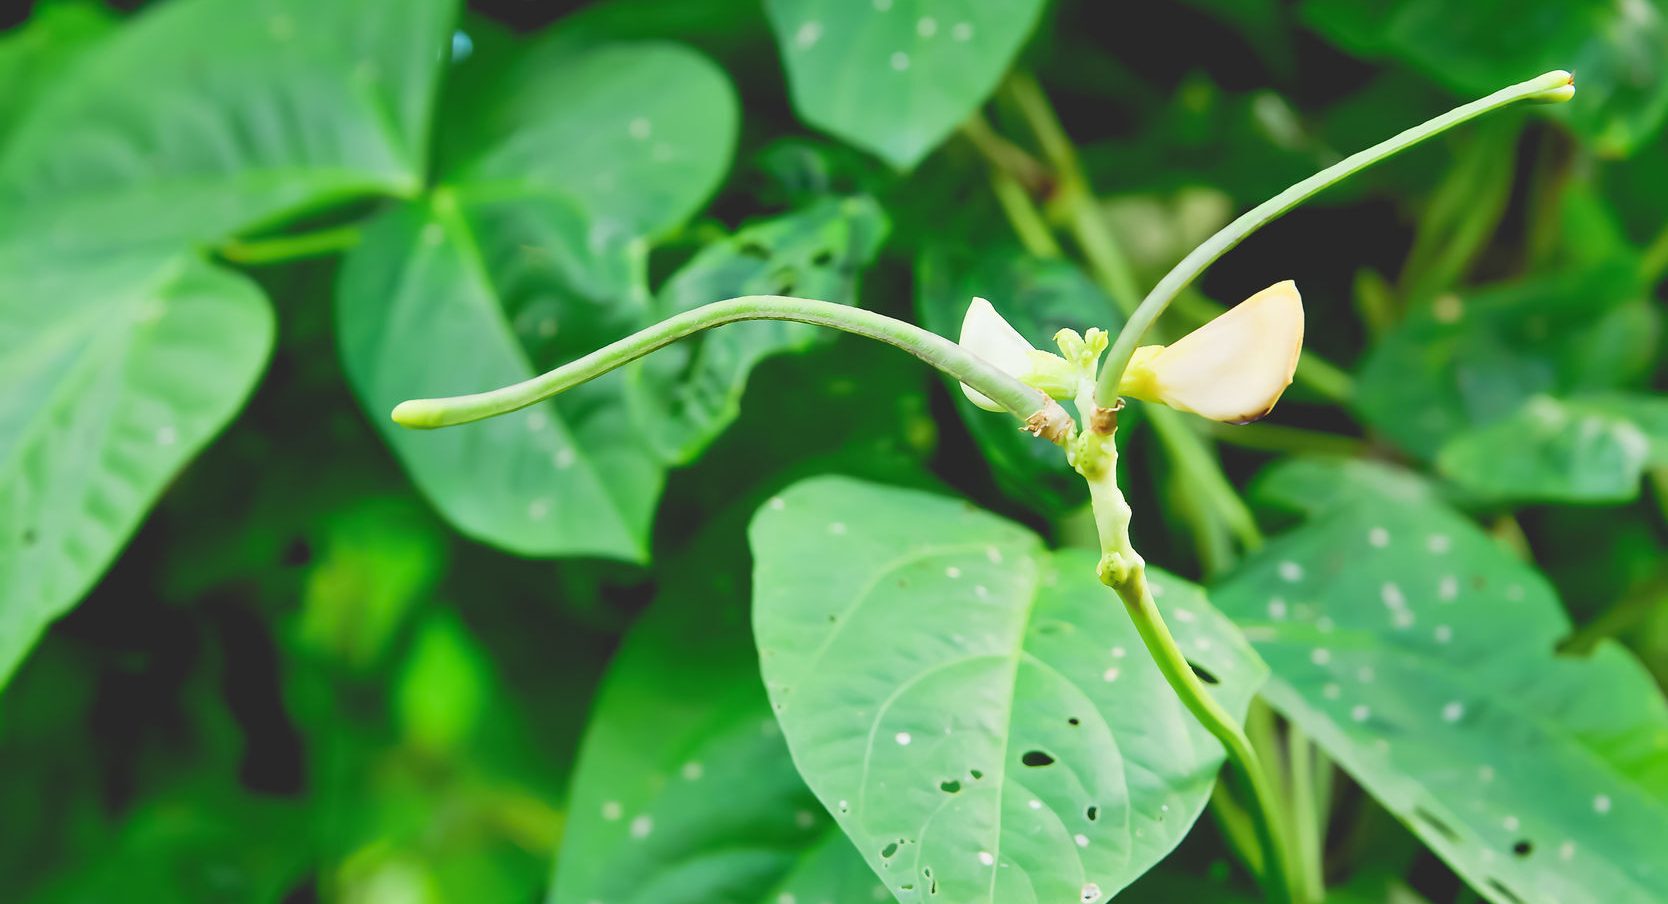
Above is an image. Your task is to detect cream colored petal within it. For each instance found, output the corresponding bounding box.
[958,296,1036,411]
[1142,280,1303,423]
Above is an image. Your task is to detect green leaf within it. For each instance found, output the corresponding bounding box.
[1354,263,1656,461]
[1212,495,1668,904]
[0,0,458,251]
[0,252,274,689]
[1436,394,1658,504]
[336,196,661,561]
[0,0,115,147]
[765,0,1047,169]
[551,519,873,904]
[627,196,890,463]
[444,40,739,239]
[752,477,1265,903]
[1301,0,1668,155]
[1249,456,1450,520]
[915,246,1127,516]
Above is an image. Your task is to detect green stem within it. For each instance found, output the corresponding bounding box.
[1098,69,1577,404]
[1210,781,1266,878]
[390,295,1071,437]
[219,223,363,265]
[1286,724,1326,901]
[1640,221,1668,287]
[1148,407,1263,551]
[1558,564,1668,654]
[1206,421,1369,459]
[1006,71,1145,312]
[1112,560,1298,903]
[990,168,1064,259]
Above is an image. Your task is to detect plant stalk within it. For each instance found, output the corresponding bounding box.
[390,295,1072,439]
[1098,69,1577,404]
[219,223,363,265]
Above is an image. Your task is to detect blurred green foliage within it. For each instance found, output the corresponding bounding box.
[2,0,1667,901]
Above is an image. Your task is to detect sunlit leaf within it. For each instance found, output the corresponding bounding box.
[753,477,1264,903]
[1213,496,1668,904]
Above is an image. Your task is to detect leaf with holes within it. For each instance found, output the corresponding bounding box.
[915,246,1130,517]
[752,477,1265,904]
[1212,496,1668,904]
[626,196,890,463]
[0,0,458,253]
[0,251,274,689]
[765,0,1046,169]
[552,517,876,904]
[337,196,660,561]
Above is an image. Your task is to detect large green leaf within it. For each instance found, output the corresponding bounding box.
[0,0,458,252]
[336,196,660,561]
[1301,0,1668,155]
[752,477,1264,903]
[1212,496,1668,904]
[765,0,1046,169]
[1354,263,1657,461]
[627,196,890,463]
[551,518,874,904]
[444,39,739,239]
[915,246,1127,516]
[341,38,741,559]
[1436,394,1665,505]
[0,252,274,688]
[0,0,114,148]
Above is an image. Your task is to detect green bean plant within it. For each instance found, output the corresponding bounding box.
[10,1,1668,901]
[395,71,1588,904]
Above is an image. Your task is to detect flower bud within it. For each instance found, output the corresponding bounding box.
[1120,280,1304,423]
[958,297,1074,411]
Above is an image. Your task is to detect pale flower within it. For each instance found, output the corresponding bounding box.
[1120,280,1304,423]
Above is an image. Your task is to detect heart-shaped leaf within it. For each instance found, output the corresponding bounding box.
[752,477,1264,903]
[444,39,738,239]
[0,0,458,252]
[765,0,1046,169]
[340,38,741,560]
[0,252,274,688]
[336,196,659,561]
[1212,495,1668,904]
